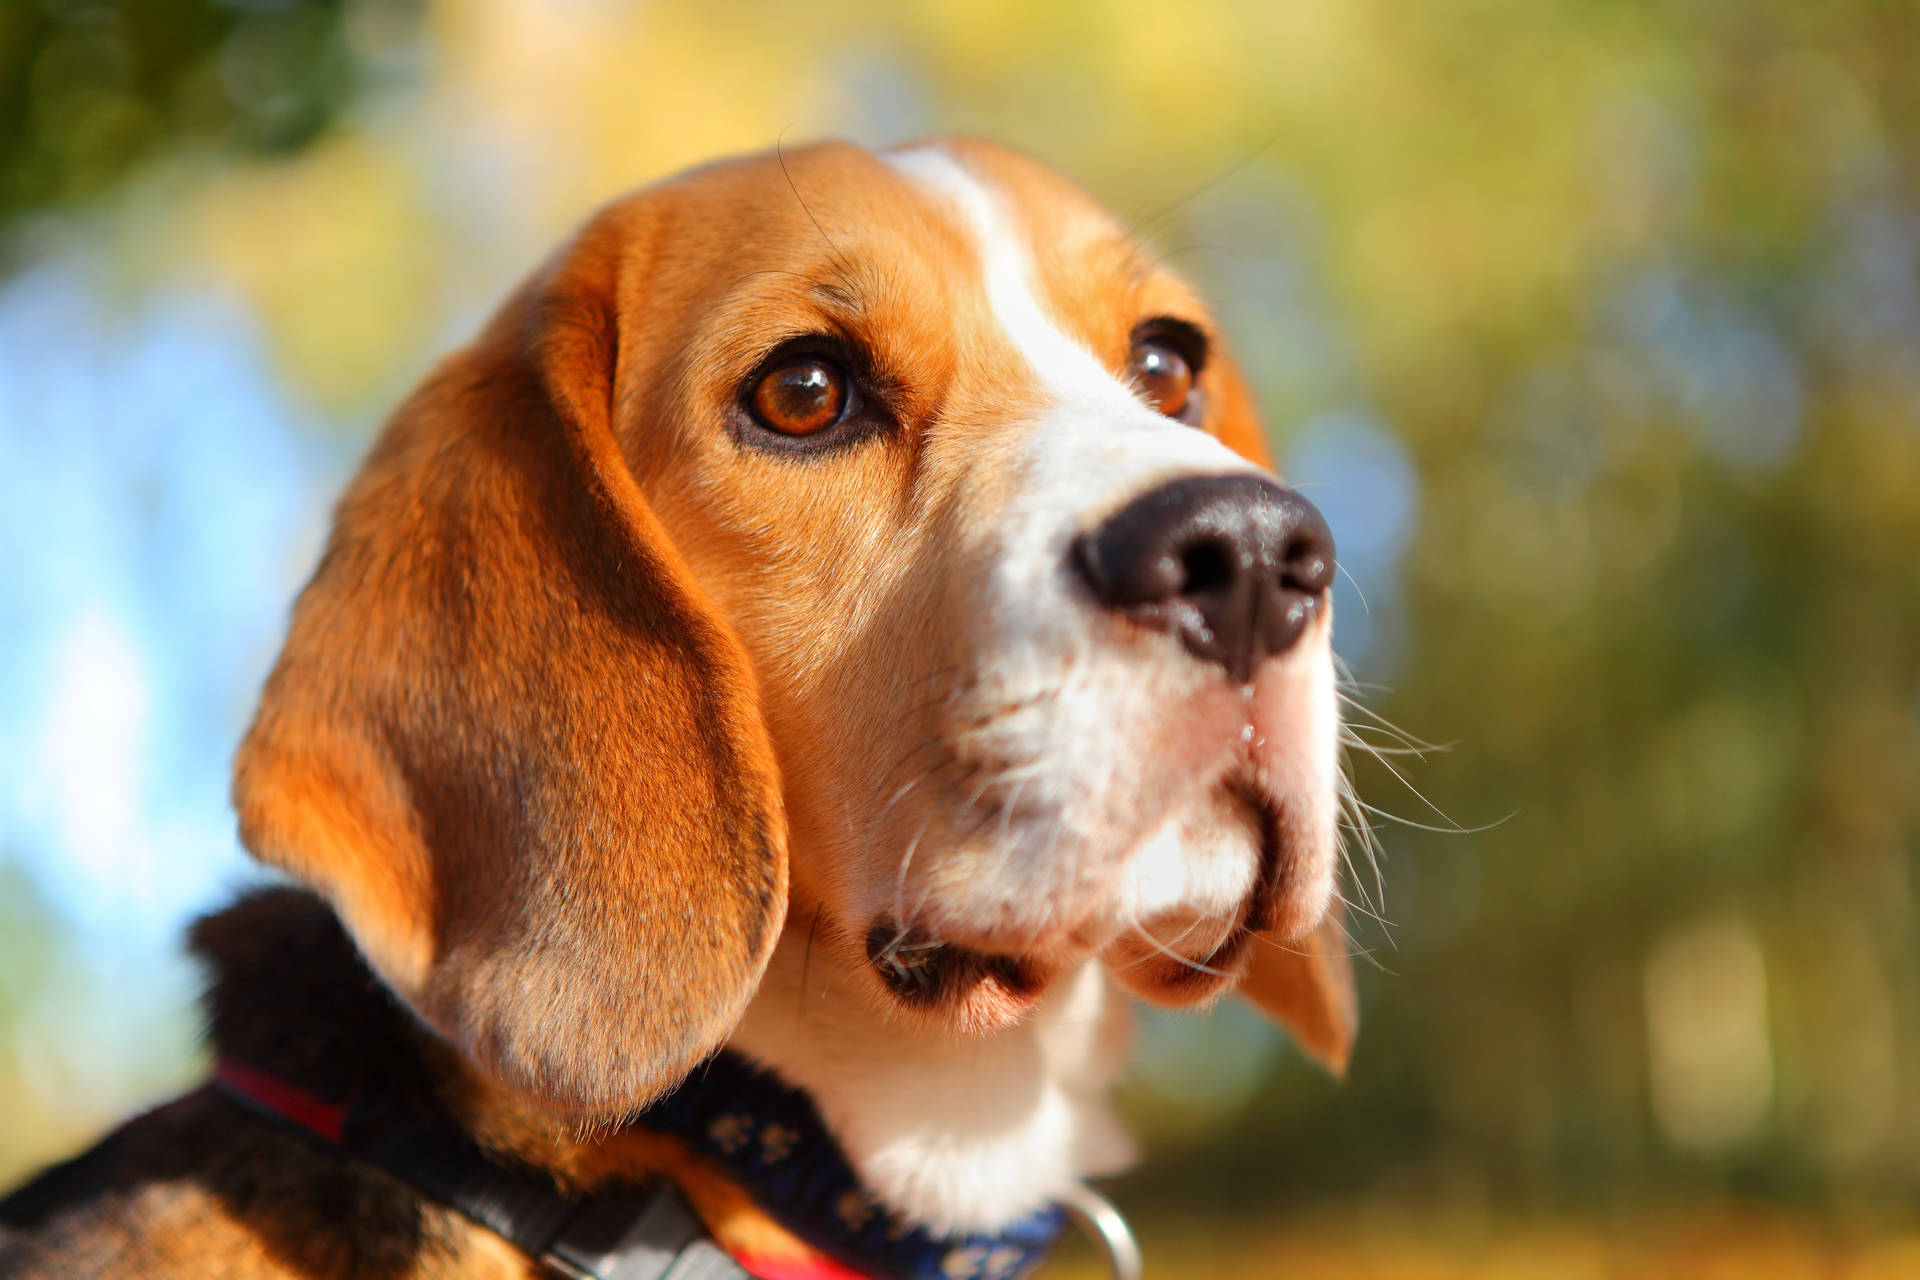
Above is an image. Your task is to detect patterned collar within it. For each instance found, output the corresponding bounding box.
[635,1051,1067,1280]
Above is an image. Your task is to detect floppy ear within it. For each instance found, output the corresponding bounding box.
[232,212,787,1120]
[1237,910,1358,1077]
[1209,348,1359,1077]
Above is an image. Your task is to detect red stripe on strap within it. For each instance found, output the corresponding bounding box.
[215,1057,349,1144]
[732,1251,876,1280]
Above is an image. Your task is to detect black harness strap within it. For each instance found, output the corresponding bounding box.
[212,1063,749,1280]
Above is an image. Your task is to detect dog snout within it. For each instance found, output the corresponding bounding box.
[1070,473,1335,682]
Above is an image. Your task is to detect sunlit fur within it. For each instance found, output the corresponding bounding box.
[220,138,1354,1241]
[636,141,1344,1229]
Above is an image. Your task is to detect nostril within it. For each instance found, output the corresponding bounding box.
[1179,539,1236,595]
[1280,532,1334,595]
[1070,474,1334,678]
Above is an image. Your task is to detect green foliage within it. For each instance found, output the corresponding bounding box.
[1117,0,1920,1213]
[0,0,410,228]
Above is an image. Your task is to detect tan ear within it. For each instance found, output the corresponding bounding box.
[1238,908,1358,1078]
[232,215,787,1121]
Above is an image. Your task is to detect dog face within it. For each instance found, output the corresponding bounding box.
[627,141,1340,1030]
[233,138,1352,1121]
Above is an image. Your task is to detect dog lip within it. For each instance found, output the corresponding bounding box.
[864,920,1045,1009]
[1094,774,1298,1005]
[864,921,952,1000]
[1227,776,1289,936]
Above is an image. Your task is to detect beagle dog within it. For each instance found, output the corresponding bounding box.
[0,138,1356,1280]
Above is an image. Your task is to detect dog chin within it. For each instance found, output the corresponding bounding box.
[856,635,1339,1026]
[860,787,1334,1031]
[856,865,1131,1035]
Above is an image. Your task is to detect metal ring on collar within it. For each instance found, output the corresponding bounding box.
[1058,1183,1143,1280]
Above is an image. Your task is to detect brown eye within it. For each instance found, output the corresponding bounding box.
[750,356,849,436]
[1130,337,1193,419]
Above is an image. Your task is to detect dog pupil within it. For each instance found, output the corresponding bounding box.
[757,358,844,434]
[1135,340,1190,417]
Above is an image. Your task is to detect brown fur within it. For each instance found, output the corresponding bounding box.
[2,138,1353,1276]
[0,891,528,1279]
[0,889,840,1279]
[232,206,789,1121]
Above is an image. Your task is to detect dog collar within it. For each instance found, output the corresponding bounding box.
[626,1051,1067,1280]
[212,1051,1071,1280]
[214,1056,748,1280]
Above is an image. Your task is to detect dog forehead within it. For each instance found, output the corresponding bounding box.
[891,138,1130,254]
[589,138,1240,513]
[599,139,1166,371]
[644,137,1129,279]
[877,141,1215,406]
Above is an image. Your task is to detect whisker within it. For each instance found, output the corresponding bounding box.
[1252,921,1388,968]
[1332,690,1390,921]
[1352,744,1472,830]
[1354,800,1516,837]
[1132,133,1281,237]
[797,904,824,1014]
[776,133,853,278]
[1339,732,1438,759]
[890,811,936,932]
[1336,562,1371,616]
[1344,710,1443,752]
[1330,882,1394,932]
[1122,922,1234,979]
[1334,694,1448,754]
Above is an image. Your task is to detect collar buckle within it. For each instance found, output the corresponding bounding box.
[1059,1184,1141,1280]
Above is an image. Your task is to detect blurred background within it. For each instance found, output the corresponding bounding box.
[3,0,1917,1274]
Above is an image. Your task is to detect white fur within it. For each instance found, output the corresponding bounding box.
[883,145,1289,937]
[728,143,1341,1234]
[729,935,1135,1236]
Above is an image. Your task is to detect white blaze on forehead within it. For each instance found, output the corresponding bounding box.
[885,146,1125,405]
[883,144,1258,499]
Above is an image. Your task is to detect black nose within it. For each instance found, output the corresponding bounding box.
[1070,474,1335,682]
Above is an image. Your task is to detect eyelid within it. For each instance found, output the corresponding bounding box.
[1130,317,1211,372]
[742,333,853,384]
[732,333,896,457]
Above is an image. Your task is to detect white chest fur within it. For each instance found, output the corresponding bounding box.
[726,933,1138,1236]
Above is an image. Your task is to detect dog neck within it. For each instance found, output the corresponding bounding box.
[725,924,1138,1237]
[191,888,1130,1268]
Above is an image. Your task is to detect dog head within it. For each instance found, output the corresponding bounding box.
[233,138,1356,1122]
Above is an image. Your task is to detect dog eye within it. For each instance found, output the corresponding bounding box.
[750,355,850,436]
[1129,336,1193,420]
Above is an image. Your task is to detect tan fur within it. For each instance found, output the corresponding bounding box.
[1239,910,1360,1076]
[232,208,790,1121]
[5,137,1353,1275]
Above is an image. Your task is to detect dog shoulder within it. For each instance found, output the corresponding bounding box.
[0,895,532,1280]
[0,1088,527,1280]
